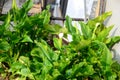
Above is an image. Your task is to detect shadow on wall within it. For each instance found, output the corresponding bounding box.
[104,12,120,63]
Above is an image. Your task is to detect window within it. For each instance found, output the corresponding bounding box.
[0,0,106,20]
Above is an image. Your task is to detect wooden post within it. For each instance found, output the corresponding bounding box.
[95,0,100,17]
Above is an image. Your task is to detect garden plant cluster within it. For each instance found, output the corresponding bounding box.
[0,0,120,80]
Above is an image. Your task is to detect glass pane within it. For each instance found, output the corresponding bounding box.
[66,0,85,18]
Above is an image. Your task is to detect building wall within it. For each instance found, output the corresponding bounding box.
[106,0,120,62]
[2,0,40,14]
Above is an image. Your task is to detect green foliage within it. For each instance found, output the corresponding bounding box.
[0,0,120,80]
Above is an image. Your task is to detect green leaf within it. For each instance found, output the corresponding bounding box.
[39,63,52,80]
[66,62,86,78]
[44,24,56,33]
[0,53,9,62]
[82,65,94,76]
[79,22,92,39]
[93,11,112,23]
[111,61,120,72]
[87,12,112,33]
[34,47,57,70]
[100,43,112,73]
[43,6,50,25]
[19,56,30,66]
[44,24,63,34]
[43,13,50,25]
[53,38,62,50]
[9,62,24,73]
[31,48,42,57]
[65,16,76,34]
[12,0,18,10]
[20,68,31,77]
[0,14,8,21]
[47,48,59,61]
[97,25,113,42]
[52,69,61,79]
[30,62,43,73]
[21,35,33,43]
[34,41,53,64]
[0,13,11,36]
[106,72,117,80]
[21,0,33,13]
[0,67,4,73]
[0,40,10,52]
[10,32,21,44]
[107,36,120,48]
[1,13,11,30]
[73,39,91,50]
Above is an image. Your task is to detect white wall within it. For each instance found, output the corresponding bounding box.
[106,0,120,62]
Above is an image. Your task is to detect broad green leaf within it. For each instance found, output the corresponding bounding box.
[53,24,64,33]
[91,22,100,39]
[87,12,112,32]
[21,35,33,43]
[53,38,62,50]
[31,48,42,57]
[44,24,64,34]
[10,32,21,44]
[0,53,9,62]
[93,11,112,23]
[40,64,52,80]
[79,22,92,39]
[106,72,117,80]
[0,40,10,52]
[111,61,120,72]
[34,41,53,64]
[0,13,10,36]
[52,69,61,79]
[20,0,33,13]
[44,24,56,33]
[82,65,94,76]
[100,43,112,73]
[65,16,76,34]
[17,67,35,79]
[90,41,103,56]
[19,56,30,66]
[72,34,81,43]
[45,74,53,80]
[43,12,50,25]
[9,62,24,73]
[30,62,43,73]
[47,48,59,61]
[43,6,50,25]
[12,0,19,24]
[39,66,47,80]
[73,39,91,50]
[97,25,113,42]
[20,68,31,77]
[1,13,11,30]
[66,62,86,78]
[107,36,120,48]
